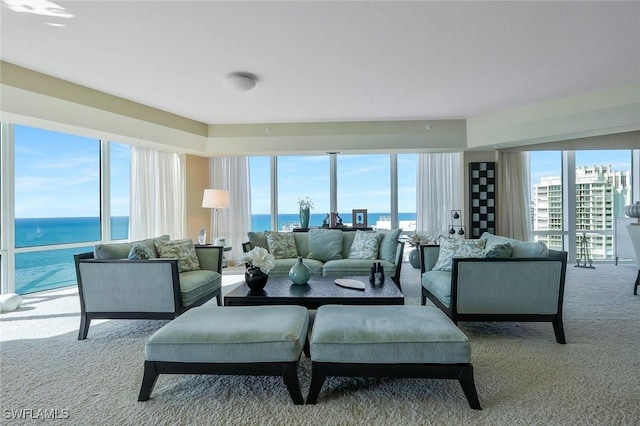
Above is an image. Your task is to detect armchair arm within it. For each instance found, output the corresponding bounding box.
[195,245,223,273]
[419,244,441,274]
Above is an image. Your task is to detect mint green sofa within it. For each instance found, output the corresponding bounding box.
[243,229,405,289]
[420,232,568,343]
[74,236,223,340]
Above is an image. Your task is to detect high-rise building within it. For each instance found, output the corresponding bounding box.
[532,165,631,259]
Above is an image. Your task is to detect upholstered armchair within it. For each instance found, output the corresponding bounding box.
[74,238,223,340]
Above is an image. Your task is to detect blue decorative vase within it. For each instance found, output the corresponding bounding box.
[409,248,421,269]
[299,208,310,229]
[289,256,311,285]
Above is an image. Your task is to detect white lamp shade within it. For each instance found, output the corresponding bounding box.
[202,189,230,209]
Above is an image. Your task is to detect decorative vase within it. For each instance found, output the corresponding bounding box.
[289,256,311,285]
[409,248,421,269]
[197,224,206,245]
[624,202,640,222]
[299,208,310,229]
[245,267,269,291]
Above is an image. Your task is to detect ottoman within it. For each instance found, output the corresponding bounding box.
[138,305,309,404]
[307,305,481,409]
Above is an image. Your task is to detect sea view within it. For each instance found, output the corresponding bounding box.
[13,213,416,294]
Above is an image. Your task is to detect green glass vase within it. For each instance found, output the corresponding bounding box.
[289,256,310,285]
[299,208,310,229]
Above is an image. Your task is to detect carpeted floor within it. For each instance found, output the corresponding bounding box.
[1,263,639,425]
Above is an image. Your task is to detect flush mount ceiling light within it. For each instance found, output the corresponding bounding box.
[223,73,257,92]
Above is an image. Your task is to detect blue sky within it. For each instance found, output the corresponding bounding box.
[14,125,130,218]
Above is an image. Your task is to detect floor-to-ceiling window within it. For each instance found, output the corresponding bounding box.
[530,149,634,262]
[277,155,330,230]
[4,124,131,295]
[248,153,417,233]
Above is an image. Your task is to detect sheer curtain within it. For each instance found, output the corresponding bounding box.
[210,156,251,265]
[497,151,531,241]
[130,146,185,241]
[417,153,463,238]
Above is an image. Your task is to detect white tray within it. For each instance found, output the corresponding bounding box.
[334,278,365,290]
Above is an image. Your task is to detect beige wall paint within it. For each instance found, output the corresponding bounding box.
[185,155,210,243]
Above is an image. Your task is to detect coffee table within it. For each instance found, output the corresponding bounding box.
[224,276,404,308]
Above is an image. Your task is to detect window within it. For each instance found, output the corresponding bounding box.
[337,154,390,228]
[277,155,329,230]
[530,149,635,262]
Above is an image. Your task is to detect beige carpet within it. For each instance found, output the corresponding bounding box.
[1,263,639,425]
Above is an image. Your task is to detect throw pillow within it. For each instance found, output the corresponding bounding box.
[376,228,402,263]
[154,239,201,272]
[483,242,512,258]
[307,229,343,261]
[128,242,157,260]
[348,231,383,260]
[432,237,486,272]
[248,231,269,251]
[265,232,298,259]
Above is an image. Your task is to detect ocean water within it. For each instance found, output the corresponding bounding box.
[12,213,416,294]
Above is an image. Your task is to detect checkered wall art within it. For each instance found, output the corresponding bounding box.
[469,162,496,237]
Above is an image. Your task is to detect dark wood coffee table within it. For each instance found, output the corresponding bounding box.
[224,276,404,308]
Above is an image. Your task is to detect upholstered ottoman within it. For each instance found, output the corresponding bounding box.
[138,305,309,404]
[307,305,481,409]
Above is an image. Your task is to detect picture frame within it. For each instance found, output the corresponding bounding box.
[352,209,368,228]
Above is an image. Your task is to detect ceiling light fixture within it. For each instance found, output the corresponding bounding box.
[223,72,257,92]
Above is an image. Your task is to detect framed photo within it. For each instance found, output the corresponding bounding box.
[352,209,368,228]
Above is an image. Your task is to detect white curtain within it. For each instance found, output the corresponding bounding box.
[210,156,251,265]
[417,153,463,238]
[497,151,531,241]
[130,146,185,241]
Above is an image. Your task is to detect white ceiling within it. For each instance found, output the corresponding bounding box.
[1,1,639,125]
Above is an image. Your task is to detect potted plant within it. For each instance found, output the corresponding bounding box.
[297,197,314,229]
[239,247,275,291]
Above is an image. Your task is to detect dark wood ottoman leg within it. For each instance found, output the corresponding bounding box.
[282,362,304,405]
[138,361,160,401]
[458,365,482,410]
[306,363,327,404]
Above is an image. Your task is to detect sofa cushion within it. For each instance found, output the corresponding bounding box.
[433,237,486,272]
[322,259,396,278]
[422,270,452,308]
[128,242,157,260]
[307,229,343,261]
[94,235,169,260]
[348,230,383,260]
[376,228,401,263]
[266,232,298,259]
[154,239,201,272]
[483,242,512,258]
[248,231,269,251]
[341,232,357,258]
[179,270,222,307]
[480,232,548,258]
[292,233,310,257]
